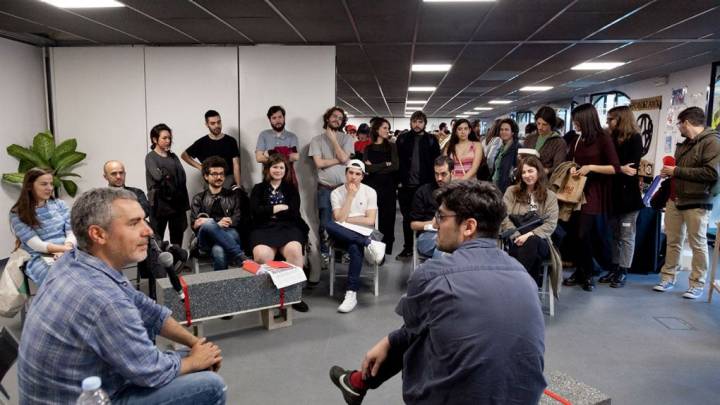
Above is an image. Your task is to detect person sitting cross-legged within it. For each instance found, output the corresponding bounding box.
[190,156,249,270]
[326,159,386,313]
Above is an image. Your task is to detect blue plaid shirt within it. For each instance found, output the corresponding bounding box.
[18,249,181,404]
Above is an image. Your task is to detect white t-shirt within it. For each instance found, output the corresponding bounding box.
[331,183,378,225]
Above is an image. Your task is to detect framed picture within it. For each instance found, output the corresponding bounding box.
[708,61,720,130]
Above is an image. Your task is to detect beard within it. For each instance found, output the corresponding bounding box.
[272,122,285,132]
[210,127,222,136]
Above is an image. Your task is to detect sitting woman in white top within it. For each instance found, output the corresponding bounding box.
[500,156,558,287]
[325,159,385,313]
[9,168,75,285]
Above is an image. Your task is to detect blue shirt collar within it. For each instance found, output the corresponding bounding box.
[72,248,128,284]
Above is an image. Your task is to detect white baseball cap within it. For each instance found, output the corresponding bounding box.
[345,159,366,174]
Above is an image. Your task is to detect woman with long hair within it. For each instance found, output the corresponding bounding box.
[523,106,567,174]
[599,105,643,287]
[480,119,503,181]
[444,118,483,180]
[9,168,75,285]
[500,156,558,286]
[563,103,620,291]
[145,123,189,246]
[491,118,520,193]
[362,117,399,256]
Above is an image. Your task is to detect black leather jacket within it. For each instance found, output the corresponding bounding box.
[189,188,242,231]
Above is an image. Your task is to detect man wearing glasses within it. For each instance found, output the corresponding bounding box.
[329,180,546,405]
[190,156,248,270]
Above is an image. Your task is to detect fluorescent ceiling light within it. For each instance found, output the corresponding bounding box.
[347,114,355,118]
[406,100,427,104]
[412,64,452,72]
[572,62,625,71]
[488,100,512,105]
[456,115,469,118]
[463,111,479,115]
[474,107,493,111]
[408,86,436,92]
[40,0,124,8]
[520,86,553,92]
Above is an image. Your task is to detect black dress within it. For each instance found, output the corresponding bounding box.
[363,142,399,254]
[249,181,309,249]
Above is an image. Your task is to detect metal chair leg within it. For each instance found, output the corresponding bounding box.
[329,246,335,297]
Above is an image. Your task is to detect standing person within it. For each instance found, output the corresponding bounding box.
[395,111,441,260]
[599,106,644,288]
[523,106,567,174]
[500,156,559,286]
[491,118,520,193]
[562,104,620,291]
[255,105,300,185]
[9,168,75,286]
[182,110,241,188]
[436,122,451,150]
[353,123,372,160]
[250,154,311,312]
[480,119,502,181]
[472,119,483,142]
[654,107,720,299]
[145,123,190,246]
[444,118,483,180]
[362,117,399,256]
[329,181,545,405]
[308,106,355,262]
[345,124,358,141]
[18,188,225,405]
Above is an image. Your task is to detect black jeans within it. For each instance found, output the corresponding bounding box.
[363,340,405,389]
[574,212,607,282]
[367,175,397,254]
[509,235,549,287]
[151,211,187,246]
[397,185,418,252]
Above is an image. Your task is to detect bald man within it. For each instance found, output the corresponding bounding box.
[103,160,151,219]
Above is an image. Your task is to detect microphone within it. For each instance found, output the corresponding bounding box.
[151,238,185,301]
[662,155,675,166]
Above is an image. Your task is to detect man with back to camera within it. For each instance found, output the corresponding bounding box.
[182,109,241,188]
[654,106,720,299]
[308,106,355,263]
[395,110,441,260]
[18,188,226,404]
[329,180,546,405]
[409,156,454,258]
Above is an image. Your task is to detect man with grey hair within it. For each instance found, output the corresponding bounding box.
[18,188,227,404]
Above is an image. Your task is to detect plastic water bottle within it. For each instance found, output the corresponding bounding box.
[76,376,111,404]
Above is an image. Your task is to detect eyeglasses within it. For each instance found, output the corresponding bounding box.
[434,211,457,223]
[207,172,225,177]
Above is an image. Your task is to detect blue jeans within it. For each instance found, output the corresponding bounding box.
[416,231,443,259]
[112,371,226,405]
[197,220,243,270]
[325,221,369,291]
[317,187,333,254]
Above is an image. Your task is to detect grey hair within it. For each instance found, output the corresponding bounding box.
[71,187,137,250]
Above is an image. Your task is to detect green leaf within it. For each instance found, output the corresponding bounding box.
[52,176,61,189]
[32,132,55,162]
[62,179,78,197]
[54,151,86,173]
[52,139,77,161]
[56,172,81,179]
[18,159,34,173]
[2,173,25,184]
[7,144,49,168]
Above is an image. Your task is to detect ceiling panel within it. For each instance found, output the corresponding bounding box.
[271,0,355,43]
[416,1,495,42]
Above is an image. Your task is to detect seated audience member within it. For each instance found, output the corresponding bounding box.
[9,168,75,285]
[104,160,150,218]
[444,118,483,180]
[250,154,311,312]
[18,188,225,404]
[523,106,567,174]
[410,156,454,258]
[190,156,248,270]
[330,180,546,404]
[255,105,300,186]
[501,156,559,286]
[353,123,372,160]
[326,160,386,313]
[491,118,520,193]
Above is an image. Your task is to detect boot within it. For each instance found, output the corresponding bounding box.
[610,267,627,288]
[598,264,619,284]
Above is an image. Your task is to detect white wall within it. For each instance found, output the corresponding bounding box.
[0,38,48,256]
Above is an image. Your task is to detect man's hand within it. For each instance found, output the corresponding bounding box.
[193,218,209,229]
[361,336,391,379]
[620,163,637,176]
[218,217,232,228]
[347,183,359,196]
[188,338,222,372]
[513,232,533,246]
[325,127,337,142]
[660,165,676,178]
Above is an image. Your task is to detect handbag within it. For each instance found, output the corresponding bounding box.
[509,211,542,232]
[557,135,588,203]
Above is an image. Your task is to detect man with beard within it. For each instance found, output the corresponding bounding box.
[309,106,355,261]
[394,110,441,260]
[255,105,300,184]
[182,110,241,188]
[410,156,454,258]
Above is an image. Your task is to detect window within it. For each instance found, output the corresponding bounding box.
[591,91,631,125]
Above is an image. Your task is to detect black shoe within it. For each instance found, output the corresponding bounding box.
[378,257,386,266]
[610,269,627,288]
[582,278,595,292]
[292,300,310,312]
[395,249,413,260]
[598,271,616,284]
[562,272,580,287]
[329,366,366,405]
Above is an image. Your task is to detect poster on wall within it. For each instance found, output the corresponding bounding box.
[630,96,662,177]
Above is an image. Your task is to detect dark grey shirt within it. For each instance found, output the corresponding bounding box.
[407,135,421,186]
[389,237,546,404]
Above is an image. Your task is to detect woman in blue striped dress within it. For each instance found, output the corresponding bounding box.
[9,168,75,285]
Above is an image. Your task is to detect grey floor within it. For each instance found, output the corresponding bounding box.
[2,215,720,404]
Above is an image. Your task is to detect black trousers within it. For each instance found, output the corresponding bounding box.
[397,185,419,251]
[574,212,607,282]
[363,339,405,389]
[150,211,187,246]
[367,175,397,254]
[509,235,549,287]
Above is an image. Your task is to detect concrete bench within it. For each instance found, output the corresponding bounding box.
[541,371,611,404]
[156,268,302,335]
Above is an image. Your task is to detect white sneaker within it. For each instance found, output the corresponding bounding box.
[682,286,703,299]
[337,291,357,313]
[364,240,386,265]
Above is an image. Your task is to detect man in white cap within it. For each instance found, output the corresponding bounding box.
[325,159,385,313]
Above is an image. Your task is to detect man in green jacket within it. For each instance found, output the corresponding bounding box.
[654,107,720,299]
